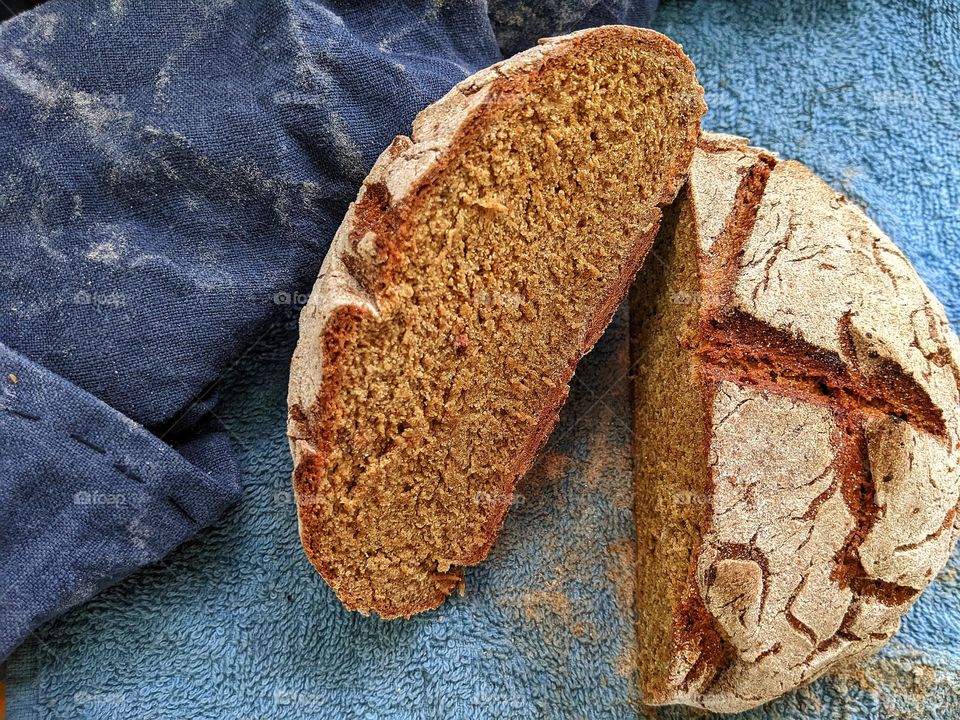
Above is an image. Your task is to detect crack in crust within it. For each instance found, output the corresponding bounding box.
[652,133,960,713]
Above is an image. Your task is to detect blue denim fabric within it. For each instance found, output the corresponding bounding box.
[489,0,658,55]
[0,0,655,662]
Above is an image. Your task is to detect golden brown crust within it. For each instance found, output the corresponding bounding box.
[289,26,705,618]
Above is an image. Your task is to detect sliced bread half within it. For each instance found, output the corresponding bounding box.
[288,26,706,618]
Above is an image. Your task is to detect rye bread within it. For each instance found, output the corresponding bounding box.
[631,133,960,712]
[288,26,705,618]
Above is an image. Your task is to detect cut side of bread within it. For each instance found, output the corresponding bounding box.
[631,133,960,713]
[288,26,706,618]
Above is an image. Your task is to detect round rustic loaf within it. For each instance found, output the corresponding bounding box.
[287,26,705,618]
[632,132,960,712]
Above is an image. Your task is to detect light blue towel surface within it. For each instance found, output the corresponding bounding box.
[8,1,960,718]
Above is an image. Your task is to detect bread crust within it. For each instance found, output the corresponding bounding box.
[650,133,960,713]
[288,26,705,617]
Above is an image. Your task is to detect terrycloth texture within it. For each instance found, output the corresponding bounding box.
[6,1,960,720]
[0,0,655,662]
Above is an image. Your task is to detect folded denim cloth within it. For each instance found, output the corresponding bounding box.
[0,0,656,662]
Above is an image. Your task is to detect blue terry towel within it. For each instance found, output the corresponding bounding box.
[6,1,960,719]
[0,0,655,662]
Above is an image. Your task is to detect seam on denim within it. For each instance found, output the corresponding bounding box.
[3,401,197,526]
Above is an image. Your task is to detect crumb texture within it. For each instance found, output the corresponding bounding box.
[288,26,705,618]
[632,133,960,713]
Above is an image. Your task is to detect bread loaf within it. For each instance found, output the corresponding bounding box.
[631,132,960,712]
[287,26,706,618]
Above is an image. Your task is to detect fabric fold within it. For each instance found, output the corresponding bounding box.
[0,341,241,660]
